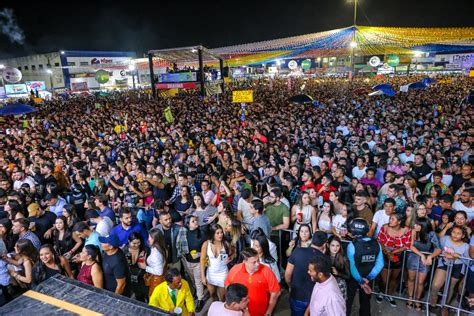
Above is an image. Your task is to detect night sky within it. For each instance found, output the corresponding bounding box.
[1,0,473,59]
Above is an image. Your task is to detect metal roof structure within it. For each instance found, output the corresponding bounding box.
[148,45,224,64]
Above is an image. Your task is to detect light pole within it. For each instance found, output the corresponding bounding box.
[46,69,53,91]
[353,0,357,26]
[0,64,5,89]
[128,64,136,89]
[350,41,357,79]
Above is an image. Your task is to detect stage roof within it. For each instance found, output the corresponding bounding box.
[148,45,223,64]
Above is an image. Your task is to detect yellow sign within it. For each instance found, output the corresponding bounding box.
[232,90,253,103]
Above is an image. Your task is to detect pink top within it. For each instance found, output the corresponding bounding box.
[208,301,243,316]
[309,275,346,316]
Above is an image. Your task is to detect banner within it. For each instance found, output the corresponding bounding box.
[164,106,174,123]
[232,90,253,103]
[115,79,128,86]
[5,84,28,95]
[2,67,22,83]
[158,72,197,83]
[156,83,196,89]
[26,81,47,91]
[71,82,88,91]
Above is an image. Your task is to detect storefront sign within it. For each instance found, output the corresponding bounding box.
[155,82,197,89]
[232,90,253,103]
[91,58,113,65]
[288,60,298,70]
[387,55,400,67]
[95,69,110,84]
[368,56,381,67]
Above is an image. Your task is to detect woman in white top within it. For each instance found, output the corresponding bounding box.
[318,201,335,235]
[146,228,167,298]
[291,192,317,235]
[200,223,233,302]
[250,229,280,282]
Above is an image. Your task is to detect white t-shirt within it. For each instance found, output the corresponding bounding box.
[310,156,323,167]
[13,177,36,190]
[399,153,415,164]
[352,166,367,180]
[372,209,391,237]
[95,217,114,237]
[332,214,347,234]
[452,201,474,222]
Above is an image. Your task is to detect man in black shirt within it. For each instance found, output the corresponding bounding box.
[29,203,56,244]
[284,231,329,316]
[99,234,130,296]
[412,153,432,190]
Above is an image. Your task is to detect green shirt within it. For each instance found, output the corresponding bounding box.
[265,203,290,232]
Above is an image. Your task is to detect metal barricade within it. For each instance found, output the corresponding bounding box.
[371,249,472,316]
[277,229,473,316]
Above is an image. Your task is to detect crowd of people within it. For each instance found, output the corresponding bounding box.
[0,74,473,316]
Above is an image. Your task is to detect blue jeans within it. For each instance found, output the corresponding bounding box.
[290,298,309,316]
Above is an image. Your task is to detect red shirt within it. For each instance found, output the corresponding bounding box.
[225,263,280,316]
[300,182,316,192]
[315,183,336,201]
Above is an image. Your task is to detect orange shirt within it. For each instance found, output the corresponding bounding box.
[225,263,280,316]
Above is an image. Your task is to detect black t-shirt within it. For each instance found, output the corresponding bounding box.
[451,174,470,193]
[288,247,327,302]
[184,229,205,263]
[413,163,432,180]
[31,211,57,244]
[102,248,131,296]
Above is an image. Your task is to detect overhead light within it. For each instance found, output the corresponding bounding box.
[128,65,136,71]
[349,41,357,48]
[46,69,53,74]
[191,49,197,53]
[317,57,321,62]
[0,64,4,69]
[60,51,65,55]
[413,51,424,57]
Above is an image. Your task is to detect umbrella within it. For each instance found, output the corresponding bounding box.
[408,81,428,90]
[288,94,313,104]
[372,83,392,90]
[421,78,436,85]
[369,88,395,97]
[0,102,37,116]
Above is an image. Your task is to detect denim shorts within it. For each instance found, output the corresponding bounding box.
[406,252,431,274]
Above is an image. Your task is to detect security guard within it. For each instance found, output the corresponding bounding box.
[346,217,384,316]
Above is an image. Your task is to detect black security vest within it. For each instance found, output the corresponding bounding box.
[352,238,379,278]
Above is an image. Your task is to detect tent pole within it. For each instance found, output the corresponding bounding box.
[219,59,225,95]
[148,53,156,98]
[198,49,205,97]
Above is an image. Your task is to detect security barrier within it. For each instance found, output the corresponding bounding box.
[275,229,473,316]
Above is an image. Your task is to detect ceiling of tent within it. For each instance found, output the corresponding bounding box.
[209,25,474,66]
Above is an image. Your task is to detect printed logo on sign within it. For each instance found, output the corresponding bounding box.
[90,58,113,65]
[361,255,376,263]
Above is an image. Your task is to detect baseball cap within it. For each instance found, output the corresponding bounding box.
[311,231,328,247]
[98,234,121,248]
